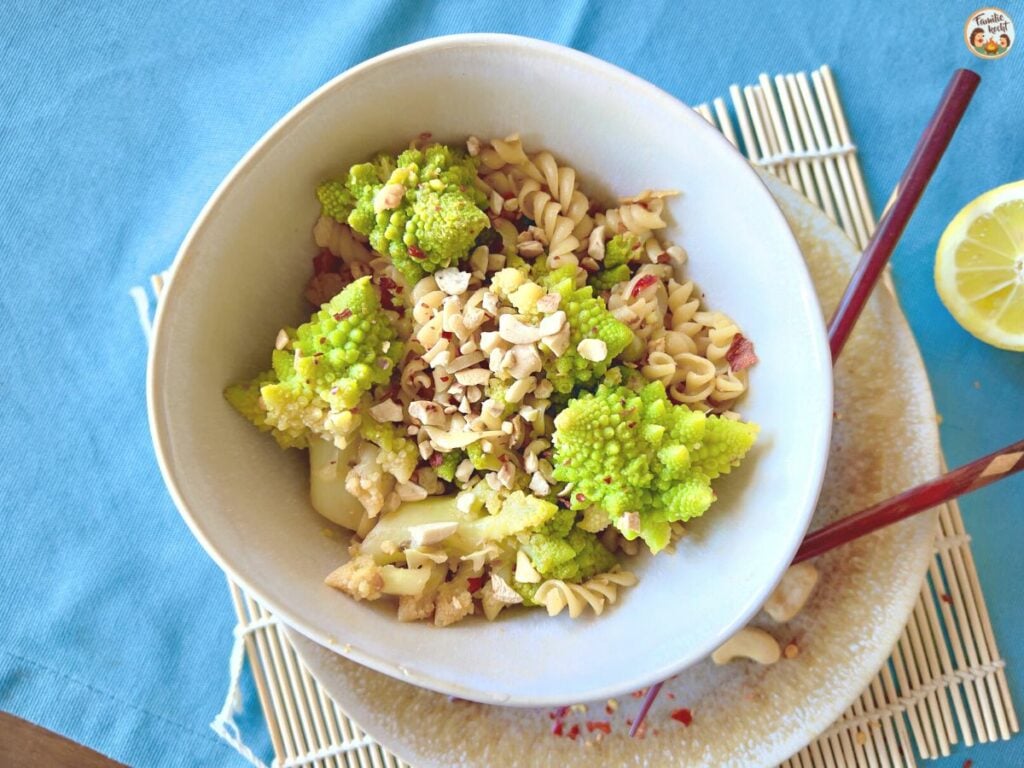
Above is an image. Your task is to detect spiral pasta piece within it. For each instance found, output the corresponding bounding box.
[534,568,639,618]
[313,216,374,264]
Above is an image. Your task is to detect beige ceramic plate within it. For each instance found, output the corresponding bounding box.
[287,174,941,767]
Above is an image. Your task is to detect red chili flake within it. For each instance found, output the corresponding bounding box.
[575,493,586,503]
[428,453,444,467]
[408,245,426,260]
[553,706,569,718]
[603,477,612,484]
[941,593,953,604]
[552,721,564,737]
[631,689,647,699]
[441,331,453,340]
[666,692,676,700]
[630,274,658,297]
[376,275,403,312]
[962,760,973,768]
[670,707,693,726]
[656,252,671,264]
[333,308,353,321]
[604,704,614,715]
[586,721,611,734]
[313,249,339,275]
[467,576,484,594]
[567,724,580,741]
[439,375,450,383]
[725,333,758,372]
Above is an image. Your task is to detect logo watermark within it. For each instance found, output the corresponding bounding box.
[965,7,1014,58]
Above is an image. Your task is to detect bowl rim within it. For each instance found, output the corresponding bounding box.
[147,32,834,705]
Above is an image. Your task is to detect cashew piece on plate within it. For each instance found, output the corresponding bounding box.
[711,627,781,665]
[763,562,819,623]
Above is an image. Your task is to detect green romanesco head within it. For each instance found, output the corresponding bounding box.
[550,381,758,552]
[541,273,634,394]
[224,277,403,449]
[589,233,639,292]
[317,144,488,284]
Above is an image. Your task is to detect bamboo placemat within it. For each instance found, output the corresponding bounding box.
[141,65,1018,768]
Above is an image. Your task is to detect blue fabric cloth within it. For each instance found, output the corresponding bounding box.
[1,2,1022,766]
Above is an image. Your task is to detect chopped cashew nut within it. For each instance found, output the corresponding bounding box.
[369,399,404,422]
[274,329,290,350]
[489,573,524,604]
[576,338,608,362]
[542,323,571,357]
[498,314,544,345]
[408,521,460,547]
[396,482,429,502]
[373,183,405,213]
[536,293,561,314]
[763,562,820,622]
[711,627,781,665]
[423,426,503,451]
[408,401,447,427]
[455,368,491,386]
[434,268,472,296]
[506,344,543,379]
[515,550,542,583]
[538,310,567,337]
[587,225,606,261]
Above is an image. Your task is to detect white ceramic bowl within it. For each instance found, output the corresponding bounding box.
[148,34,832,706]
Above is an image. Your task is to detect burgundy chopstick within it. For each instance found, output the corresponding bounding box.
[794,437,1024,563]
[827,68,979,362]
[631,438,1024,737]
[631,69,981,738]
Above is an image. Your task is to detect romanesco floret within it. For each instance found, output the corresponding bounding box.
[225,277,403,450]
[550,381,758,552]
[541,272,634,394]
[520,514,617,582]
[316,144,489,284]
[434,450,464,483]
[511,507,618,604]
[316,180,356,223]
[361,418,418,483]
[590,233,637,292]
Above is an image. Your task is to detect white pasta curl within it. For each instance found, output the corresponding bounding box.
[312,216,374,264]
[533,568,638,618]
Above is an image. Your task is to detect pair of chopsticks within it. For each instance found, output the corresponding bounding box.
[632,68,1023,736]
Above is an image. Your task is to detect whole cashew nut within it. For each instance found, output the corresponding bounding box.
[711,627,781,665]
[763,562,820,623]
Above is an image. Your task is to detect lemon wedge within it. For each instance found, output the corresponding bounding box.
[935,181,1024,351]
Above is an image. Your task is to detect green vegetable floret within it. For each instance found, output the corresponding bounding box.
[434,450,465,483]
[361,418,418,484]
[550,381,758,552]
[521,508,618,581]
[589,232,638,292]
[539,267,634,394]
[224,277,403,449]
[316,144,489,284]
